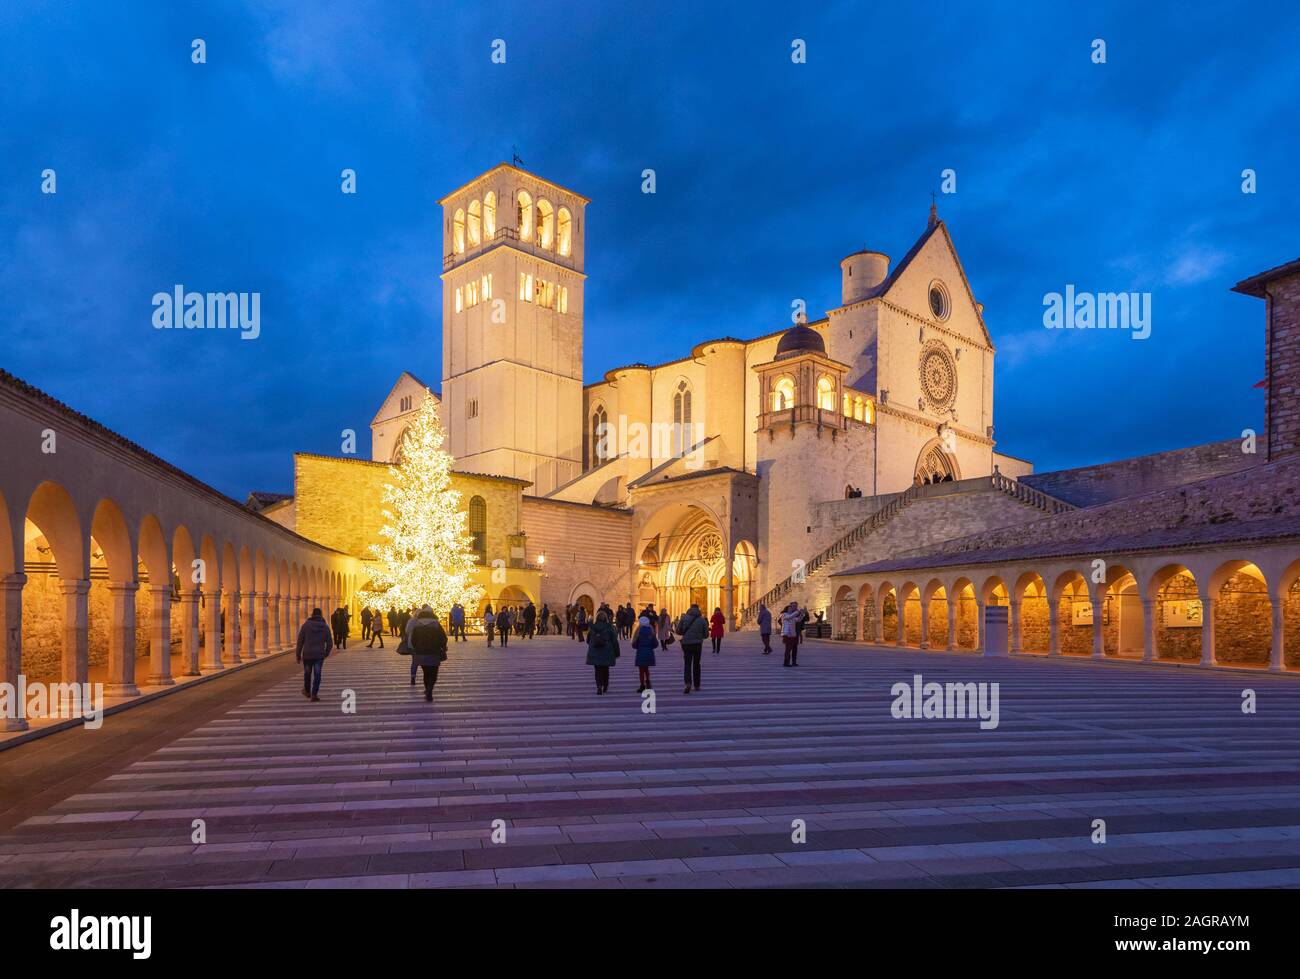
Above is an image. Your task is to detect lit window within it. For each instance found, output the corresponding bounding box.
[773,376,796,411]
[453,209,465,254]
[483,192,496,237]
[518,273,534,302]
[537,199,554,249]
[517,190,533,240]
[482,274,492,300]
[817,375,835,411]
[843,392,852,416]
[557,207,572,256]
[854,397,865,421]
[673,380,693,456]
[455,286,463,313]
[468,496,487,564]
[468,200,481,246]
[559,285,568,314]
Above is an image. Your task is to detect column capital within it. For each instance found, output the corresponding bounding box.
[0,572,28,591]
[107,580,140,595]
[58,578,92,597]
[148,581,172,595]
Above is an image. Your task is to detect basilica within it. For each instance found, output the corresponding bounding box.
[257,162,1034,626]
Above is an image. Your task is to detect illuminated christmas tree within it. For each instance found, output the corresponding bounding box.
[362,394,483,617]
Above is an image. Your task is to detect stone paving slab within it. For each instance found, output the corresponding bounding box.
[3,636,1300,888]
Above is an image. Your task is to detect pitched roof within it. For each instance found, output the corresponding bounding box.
[370,372,439,426]
[1232,257,1300,298]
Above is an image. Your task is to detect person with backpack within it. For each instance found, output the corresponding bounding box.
[757,603,773,654]
[676,603,709,694]
[405,605,448,702]
[295,607,333,702]
[633,614,657,693]
[585,608,620,694]
[496,606,512,647]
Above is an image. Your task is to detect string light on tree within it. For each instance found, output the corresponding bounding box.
[362,394,483,617]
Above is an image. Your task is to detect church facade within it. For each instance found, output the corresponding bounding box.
[264,163,1037,625]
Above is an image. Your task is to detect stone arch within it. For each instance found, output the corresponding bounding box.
[1014,570,1050,655]
[856,582,875,642]
[568,581,597,616]
[1096,562,1141,658]
[951,577,978,650]
[1280,557,1300,671]
[877,581,899,644]
[832,583,855,639]
[1052,569,1092,657]
[914,437,959,486]
[1145,563,1201,662]
[922,578,948,650]
[898,580,922,646]
[1209,559,1270,667]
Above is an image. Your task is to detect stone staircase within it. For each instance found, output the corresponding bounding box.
[737,474,1073,628]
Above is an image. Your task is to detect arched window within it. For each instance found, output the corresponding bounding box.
[673,380,693,457]
[483,191,496,237]
[591,405,610,465]
[817,375,836,411]
[467,200,481,246]
[517,190,533,240]
[468,496,487,564]
[557,207,572,256]
[453,209,466,254]
[854,396,865,421]
[843,392,852,416]
[559,285,568,314]
[772,376,796,411]
[537,199,555,249]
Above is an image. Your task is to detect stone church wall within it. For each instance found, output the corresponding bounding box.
[520,497,635,608]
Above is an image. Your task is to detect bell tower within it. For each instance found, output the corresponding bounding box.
[439,164,588,495]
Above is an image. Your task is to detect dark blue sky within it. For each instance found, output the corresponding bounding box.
[3,0,1297,498]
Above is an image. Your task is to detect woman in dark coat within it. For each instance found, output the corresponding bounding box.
[709,607,726,654]
[585,609,620,695]
[632,614,657,693]
[405,605,448,703]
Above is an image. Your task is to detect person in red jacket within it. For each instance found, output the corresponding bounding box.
[709,607,726,654]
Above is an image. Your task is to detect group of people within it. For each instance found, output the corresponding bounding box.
[295,595,817,707]
[755,601,810,666]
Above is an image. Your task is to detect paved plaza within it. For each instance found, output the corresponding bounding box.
[3,635,1300,889]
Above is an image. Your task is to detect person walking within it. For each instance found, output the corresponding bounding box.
[676,603,708,694]
[781,603,800,667]
[575,606,589,643]
[450,602,466,642]
[331,605,350,650]
[484,604,496,647]
[757,603,773,655]
[633,614,657,693]
[585,609,620,694]
[367,609,385,649]
[709,607,725,654]
[539,603,550,636]
[295,607,333,702]
[657,607,673,651]
[496,606,512,647]
[361,606,373,641]
[387,608,398,637]
[405,605,448,702]
[523,602,536,639]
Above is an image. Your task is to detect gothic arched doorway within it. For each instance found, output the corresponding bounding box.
[914,438,959,485]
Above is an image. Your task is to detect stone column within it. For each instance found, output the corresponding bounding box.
[945,600,956,652]
[106,581,140,697]
[146,583,174,686]
[919,601,930,650]
[1009,599,1022,655]
[1048,601,1060,657]
[1142,598,1157,663]
[1090,592,1105,659]
[1270,598,1285,672]
[240,591,256,661]
[1201,596,1216,667]
[1,574,28,731]
[724,535,736,631]
[202,588,223,672]
[255,591,270,657]
[975,601,986,654]
[270,594,281,651]
[179,589,201,676]
[60,578,91,688]
[223,590,240,665]
[871,599,883,644]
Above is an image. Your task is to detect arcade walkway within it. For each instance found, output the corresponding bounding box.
[3,636,1300,888]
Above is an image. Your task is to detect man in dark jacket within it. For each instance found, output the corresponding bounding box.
[296,607,334,701]
[757,603,773,654]
[523,602,536,639]
[496,607,512,647]
[330,606,349,649]
[676,604,709,694]
[406,605,448,702]
[361,606,373,641]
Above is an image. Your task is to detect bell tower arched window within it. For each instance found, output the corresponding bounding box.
[557,207,572,256]
[483,191,496,237]
[468,496,487,564]
[772,376,796,411]
[452,209,466,254]
[467,200,481,246]
[817,375,836,411]
[517,190,533,241]
[537,199,555,250]
[591,406,610,465]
